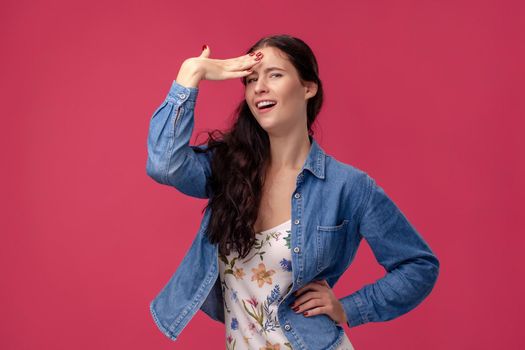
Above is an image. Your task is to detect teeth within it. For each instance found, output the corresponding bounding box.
[257,101,276,108]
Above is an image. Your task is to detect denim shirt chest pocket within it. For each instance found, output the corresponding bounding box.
[316,219,350,272]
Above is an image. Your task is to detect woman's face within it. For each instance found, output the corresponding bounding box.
[244,46,317,135]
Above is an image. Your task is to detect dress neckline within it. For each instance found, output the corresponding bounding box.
[256,219,292,234]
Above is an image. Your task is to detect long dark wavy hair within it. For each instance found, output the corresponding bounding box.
[193,34,324,259]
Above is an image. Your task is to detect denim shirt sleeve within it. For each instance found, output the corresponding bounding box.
[146,80,213,198]
[339,175,440,327]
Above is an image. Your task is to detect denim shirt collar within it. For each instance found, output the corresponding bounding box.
[301,135,326,180]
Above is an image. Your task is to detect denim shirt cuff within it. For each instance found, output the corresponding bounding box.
[167,80,199,103]
[340,292,369,328]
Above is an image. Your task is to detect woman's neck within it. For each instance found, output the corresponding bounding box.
[267,131,311,173]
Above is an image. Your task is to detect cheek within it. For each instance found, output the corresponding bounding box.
[281,88,302,106]
[244,97,252,111]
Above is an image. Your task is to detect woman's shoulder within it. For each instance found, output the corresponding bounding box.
[325,152,371,184]
[323,152,373,216]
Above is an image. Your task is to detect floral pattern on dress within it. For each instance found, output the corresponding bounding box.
[219,219,354,350]
[251,263,276,287]
[219,220,293,349]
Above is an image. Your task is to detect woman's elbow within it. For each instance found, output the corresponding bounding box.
[146,159,166,184]
[418,252,440,299]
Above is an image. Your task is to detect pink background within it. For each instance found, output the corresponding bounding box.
[2,0,524,349]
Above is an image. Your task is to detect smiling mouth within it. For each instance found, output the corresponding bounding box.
[256,102,277,113]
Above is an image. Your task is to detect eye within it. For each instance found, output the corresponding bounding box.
[246,73,282,84]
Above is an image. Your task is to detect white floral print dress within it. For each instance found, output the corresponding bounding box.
[218,219,355,350]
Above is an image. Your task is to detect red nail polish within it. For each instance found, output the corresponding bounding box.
[255,56,262,61]
[256,52,263,56]
[303,311,308,316]
[202,44,207,51]
[249,52,255,56]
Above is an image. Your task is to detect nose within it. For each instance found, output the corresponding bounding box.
[253,77,269,94]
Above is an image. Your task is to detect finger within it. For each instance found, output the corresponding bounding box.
[302,305,328,318]
[200,44,210,58]
[295,280,328,294]
[292,291,323,310]
[221,52,259,68]
[312,280,332,293]
[241,60,262,74]
[224,56,262,73]
[228,52,257,62]
[239,51,262,61]
[228,50,263,66]
[294,297,324,314]
[239,52,259,60]
[224,69,256,79]
[294,282,325,297]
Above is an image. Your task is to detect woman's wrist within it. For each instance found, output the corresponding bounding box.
[336,300,348,325]
[176,59,202,88]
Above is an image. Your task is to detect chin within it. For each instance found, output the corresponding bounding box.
[260,121,282,134]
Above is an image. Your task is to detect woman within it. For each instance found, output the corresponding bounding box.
[146,34,440,350]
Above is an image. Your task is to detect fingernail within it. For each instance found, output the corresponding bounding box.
[202,44,207,50]
[303,311,308,316]
[293,306,299,312]
[256,52,263,56]
[255,56,262,61]
[249,52,255,56]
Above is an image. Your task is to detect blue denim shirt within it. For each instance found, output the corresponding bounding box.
[146,80,440,349]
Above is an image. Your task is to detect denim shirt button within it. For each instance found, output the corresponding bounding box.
[293,246,300,253]
[294,219,300,225]
[294,193,301,199]
[284,324,291,331]
[178,93,186,99]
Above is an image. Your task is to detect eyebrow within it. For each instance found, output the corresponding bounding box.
[249,67,286,75]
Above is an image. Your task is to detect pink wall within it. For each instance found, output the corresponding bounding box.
[2,0,524,349]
